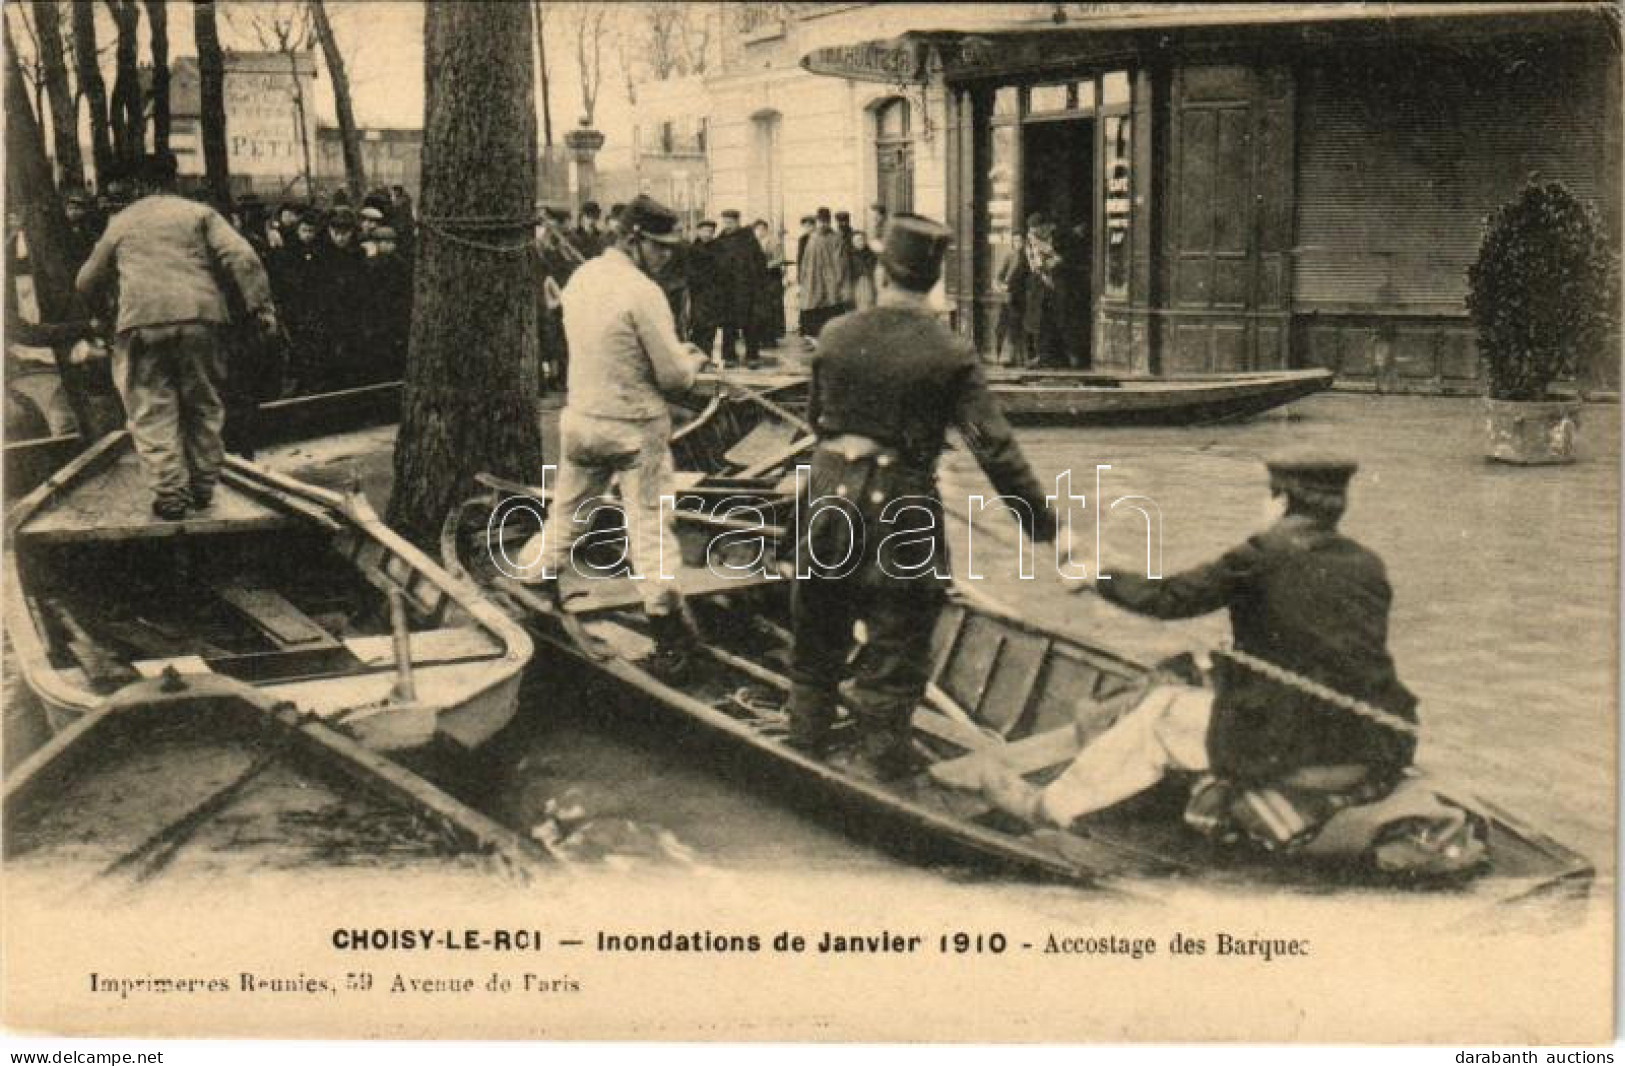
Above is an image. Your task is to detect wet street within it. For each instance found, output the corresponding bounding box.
[5,391,1616,905]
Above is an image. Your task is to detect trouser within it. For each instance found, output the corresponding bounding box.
[788,575,946,749]
[112,323,227,508]
[800,305,840,339]
[538,410,682,615]
[719,321,758,365]
[1037,685,1213,825]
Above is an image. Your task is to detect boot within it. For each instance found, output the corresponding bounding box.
[850,695,925,782]
[643,606,698,683]
[785,683,838,757]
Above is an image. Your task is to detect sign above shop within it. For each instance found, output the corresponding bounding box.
[800,37,930,84]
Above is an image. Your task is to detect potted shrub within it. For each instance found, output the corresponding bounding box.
[1466,180,1616,464]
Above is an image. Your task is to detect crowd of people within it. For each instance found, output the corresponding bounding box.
[53,175,419,428]
[531,198,892,388]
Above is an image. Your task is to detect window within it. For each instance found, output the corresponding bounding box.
[874,97,914,216]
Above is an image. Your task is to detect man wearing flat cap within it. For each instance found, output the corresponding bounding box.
[956,449,1425,856]
[787,213,1058,778]
[536,194,710,677]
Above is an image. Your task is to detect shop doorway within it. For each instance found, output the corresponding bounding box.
[1021,119,1094,367]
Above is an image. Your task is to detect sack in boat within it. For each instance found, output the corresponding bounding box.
[1184,772,1488,880]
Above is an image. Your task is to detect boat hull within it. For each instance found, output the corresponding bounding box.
[4,673,553,879]
[5,433,532,763]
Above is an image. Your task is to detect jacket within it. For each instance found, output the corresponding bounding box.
[1098,515,1418,783]
[798,302,1056,586]
[710,227,765,323]
[77,194,273,333]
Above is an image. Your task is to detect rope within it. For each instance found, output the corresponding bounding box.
[417,216,534,255]
[1215,647,1420,738]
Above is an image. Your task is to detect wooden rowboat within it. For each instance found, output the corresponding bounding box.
[4,381,403,498]
[4,673,552,886]
[441,487,1593,907]
[690,367,1334,427]
[5,431,532,755]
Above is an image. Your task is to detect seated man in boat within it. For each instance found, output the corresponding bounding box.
[788,214,1058,778]
[75,152,277,520]
[529,195,710,677]
[952,452,1485,875]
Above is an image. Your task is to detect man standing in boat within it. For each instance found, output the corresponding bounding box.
[950,453,1480,872]
[787,213,1058,778]
[530,194,710,677]
[75,152,277,521]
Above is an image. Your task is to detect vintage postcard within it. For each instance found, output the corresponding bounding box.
[1,0,1617,1046]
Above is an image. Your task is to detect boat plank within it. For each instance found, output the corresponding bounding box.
[21,452,290,544]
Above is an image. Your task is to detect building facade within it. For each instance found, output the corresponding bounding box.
[647,2,1619,392]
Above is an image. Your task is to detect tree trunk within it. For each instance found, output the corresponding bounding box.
[144,0,169,155]
[70,0,114,183]
[5,20,101,438]
[532,0,551,146]
[107,0,143,167]
[33,0,84,190]
[308,0,365,202]
[387,1,544,546]
[193,0,231,210]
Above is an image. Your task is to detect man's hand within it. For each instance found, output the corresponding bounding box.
[681,341,714,373]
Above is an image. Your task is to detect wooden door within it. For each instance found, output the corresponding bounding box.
[1164,64,1294,372]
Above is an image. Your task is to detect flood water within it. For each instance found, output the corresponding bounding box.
[456,393,1617,896]
[5,392,1616,919]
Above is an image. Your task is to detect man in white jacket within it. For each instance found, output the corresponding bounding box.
[535,194,709,676]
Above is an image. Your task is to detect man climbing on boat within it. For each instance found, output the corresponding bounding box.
[945,452,1486,877]
[786,213,1059,779]
[528,194,710,678]
[75,153,277,520]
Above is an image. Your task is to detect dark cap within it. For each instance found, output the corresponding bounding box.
[581,201,602,218]
[696,219,717,230]
[815,207,831,223]
[623,194,681,245]
[835,210,851,223]
[363,189,392,211]
[1265,449,1358,506]
[720,208,741,220]
[879,213,951,290]
[799,215,816,226]
[299,206,326,226]
[328,206,357,229]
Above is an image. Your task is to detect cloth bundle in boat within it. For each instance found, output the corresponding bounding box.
[1184,773,1489,879]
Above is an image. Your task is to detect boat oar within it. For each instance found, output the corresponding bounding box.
[386,589,417,704]
[712,375,812,435]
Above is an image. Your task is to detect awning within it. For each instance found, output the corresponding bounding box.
[799,3,1613,83]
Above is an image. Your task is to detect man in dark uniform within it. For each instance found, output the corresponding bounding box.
[361,225,412,383]
[961,452,1421,852]
[711,209,764,367]
[685,219,721,359]
[788,213,1058,777]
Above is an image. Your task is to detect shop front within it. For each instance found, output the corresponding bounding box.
[803,3,1619,391]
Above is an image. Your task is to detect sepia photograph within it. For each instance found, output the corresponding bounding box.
[0,0,1618,1048]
